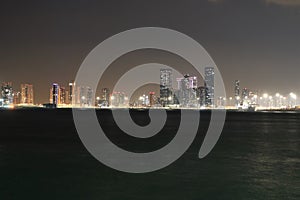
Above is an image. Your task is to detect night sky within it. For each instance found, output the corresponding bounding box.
[1,0,300,104]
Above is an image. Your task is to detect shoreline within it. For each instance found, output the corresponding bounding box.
[2,106,300,113]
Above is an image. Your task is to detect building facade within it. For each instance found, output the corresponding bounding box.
[176,74,198,107]
[21,84,34,104]
[160,69,173,106]
[204,67,215,107]
[1,82,13,106]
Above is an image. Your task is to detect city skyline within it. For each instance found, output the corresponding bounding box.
[1,66,299,110]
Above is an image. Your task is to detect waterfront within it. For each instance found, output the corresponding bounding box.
[0,109,299,199]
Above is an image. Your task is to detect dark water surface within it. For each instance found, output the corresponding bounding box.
[0,109,299,200]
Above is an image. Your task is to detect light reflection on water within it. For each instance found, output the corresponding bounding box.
[0,110,299,200]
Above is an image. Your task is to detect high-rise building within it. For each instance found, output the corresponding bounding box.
[242,88,250,100]
[176,74,198,107]
[75,86,81,105]
[78,86,93,107]
[111,92,126,107]
[204,67,215,107]
[149,92,156,107]
[97,88,110,107]
[86,87,93,106]
[103,88,110,106]
[13,91,21,105]
[59,87,66,105]
[197,86,206,107]
[234,80,240,97]
[160,69,173,106]
[65,90,70,105]
[51,83,59,106]
[68,81,75,105]
[21,84,34,104]
[234,80,240,106]
[1,82,13,106]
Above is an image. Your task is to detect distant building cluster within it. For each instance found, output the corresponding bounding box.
[47,82,129,108]
[156,67,215,108]
[48,82,95,108]
[1,67,299,110]
[0,82,34,108]
[231,80,298,110]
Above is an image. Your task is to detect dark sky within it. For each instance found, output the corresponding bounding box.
[1,0,300,103]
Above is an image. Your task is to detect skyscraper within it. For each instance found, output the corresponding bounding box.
[204,67,215,107]
[68,81,75,105]
[86,87,93,106]
[234,80,240,106]
[242,88,250,101]
[1,82,13,106]
[111,92,126,107]
[176,74,198,107]
[160,68,173,106]
[13,91,21,105]
[59,87,66,104]
[234,80,240,97]
[99,88,110,107]
[197,86,206,107]
[78,86,93,107]
[149,92,156,107]
[52,83,59,107]
[21,84,34,104]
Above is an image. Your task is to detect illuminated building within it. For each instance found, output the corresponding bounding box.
[101,88,110,106]
[68,81,75,105]
[149,92,156,107]
[21,84,34,104]
[197,86,206,107]
[59,87,66,104]
[1,82,13,106]
[204,67,215,107]
[51,83,59,107]
[176,74,198,107]
[96,88,110,107]
[65,90,70,105]
[75,86,81,105]
[160,68,173,106]
[111,92,125,107]
[234,80,240,106]
[217,97,226,108]
[13,91,21,105]
[78,86,93,107]
[242,88,250,100]
[234,80,240,97]
[86,87,93,106]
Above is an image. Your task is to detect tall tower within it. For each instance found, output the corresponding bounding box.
[197,86,206,107]
[101,88,110,106]
[234,80,240,97]
[149,92,156,107]
[69,81,75,105]
[234,80,240,106]
[242,88,250,100]
[52,83,59,107]
[204,67,215,107]
[1,82,13,106]
[21,84,34,104]
[160,68,173,106]
[176,74,198,107]
[59,87,66,104]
